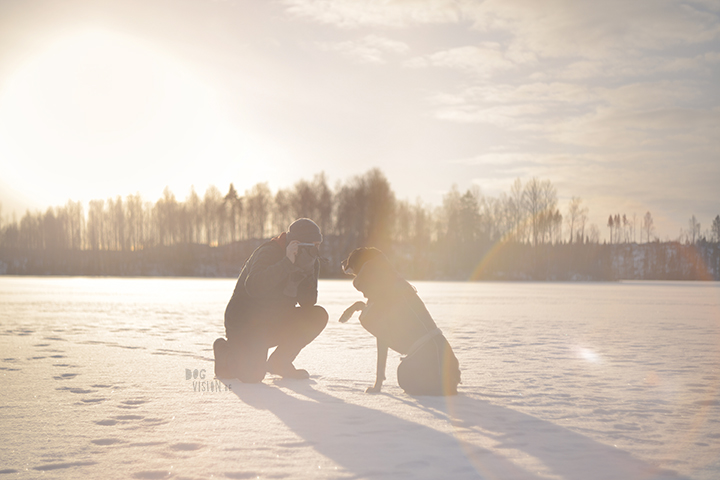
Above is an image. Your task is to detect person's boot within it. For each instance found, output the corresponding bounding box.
[213,337,232,378]
[266,354,309,379]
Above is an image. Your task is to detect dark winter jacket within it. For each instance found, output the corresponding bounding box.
[225,232,319,327]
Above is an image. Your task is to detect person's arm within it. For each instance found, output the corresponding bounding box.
[244,245,301,298]
[296,258,319,307]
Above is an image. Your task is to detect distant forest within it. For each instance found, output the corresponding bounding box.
[1,168,719,280]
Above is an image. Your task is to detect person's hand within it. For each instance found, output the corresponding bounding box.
[286,240,300,263]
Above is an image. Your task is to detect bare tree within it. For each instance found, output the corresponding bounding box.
[246,183,271,240]
[333,169,395,249]
[224,184,241,243]
[313,173,333,236]
[642,211,655,243]
[363,168,396,248]
[459,189,481,245]
[688,215,701,244]
[273,188,295,234]
[622,214,629,243]
[585,224,598,244]
[334,177,366,246]
[18,211,40,250]
[289,172,333,235]
[488,192,511,241]
[523,178,544,246]
[110,196,127,250]
[126,193,144,250]
[293,178,318,220]
[712,215,720,243]
[508,178,525,242]
[576,206,588,244]
[87,200,105,250]
[566,197,586,244]
[155,187,178,247]
[203,185,223,246]
[394,199,413,244]
[439,185,476,274]
[41,208,61,250]
[185,188,202,244]
[412,199,432,249]
[551,209,563,244]
[65,200,85,250]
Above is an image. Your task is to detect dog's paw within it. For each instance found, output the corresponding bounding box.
[352,300,367,310]
[338,309,354,323]
[338,301,366,323]
[365,385,382,394]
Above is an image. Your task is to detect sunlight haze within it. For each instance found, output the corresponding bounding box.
[0,0,718,241]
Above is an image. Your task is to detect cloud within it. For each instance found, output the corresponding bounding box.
[467,0,720,58]
[427,81,599,129]
[285,1,720,53]
[282,0,464,28]
[405,42,530,76]
[286,0,720,84]
[318,34,409,64]
[288,0,720,87]
[425,77,719,156]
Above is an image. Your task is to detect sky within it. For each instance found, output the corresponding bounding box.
[0,0,718,241]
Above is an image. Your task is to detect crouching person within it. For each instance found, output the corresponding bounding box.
[214,218,328,381]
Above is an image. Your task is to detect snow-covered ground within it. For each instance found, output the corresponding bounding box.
[1,277,719,479]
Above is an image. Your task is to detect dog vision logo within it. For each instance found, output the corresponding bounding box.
[185,368,232,393]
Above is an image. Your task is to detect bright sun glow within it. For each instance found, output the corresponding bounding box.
[0,29,265,207]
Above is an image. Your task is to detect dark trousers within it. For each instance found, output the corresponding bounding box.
[223,305,328,382]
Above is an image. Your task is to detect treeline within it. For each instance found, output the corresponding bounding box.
[0,170,600,253]
[1,168,719,280]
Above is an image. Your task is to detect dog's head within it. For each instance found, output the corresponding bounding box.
[341,247,386,276]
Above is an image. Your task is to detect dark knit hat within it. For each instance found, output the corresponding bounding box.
[287,218,323,243]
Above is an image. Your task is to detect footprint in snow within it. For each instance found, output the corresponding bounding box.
[170,442,204,451]
[33,461,96,471]
[224,472,262,479]
[131,470,172,479]
[91,438,124,446]
[115,414,145,421]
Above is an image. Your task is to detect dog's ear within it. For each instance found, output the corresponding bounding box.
[346,247,387,275]
[343,247,389,276]
[342,247,363,275]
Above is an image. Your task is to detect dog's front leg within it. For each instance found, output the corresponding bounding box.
[366,339,388,393]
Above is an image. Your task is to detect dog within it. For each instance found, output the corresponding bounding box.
[339,247,460,395]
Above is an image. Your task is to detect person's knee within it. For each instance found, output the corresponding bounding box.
[312,306,328,334]
[314,305,329,325]
[301,305,328,331]
[238,364,266,383]
[224,338,268,383]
